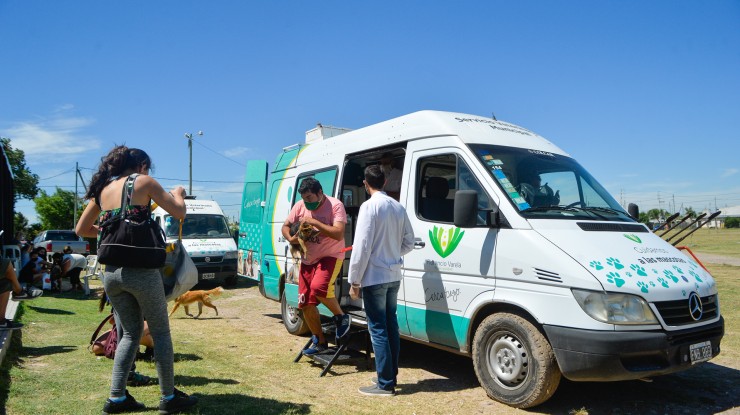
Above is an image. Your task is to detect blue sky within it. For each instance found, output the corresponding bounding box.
[2,1,739,224]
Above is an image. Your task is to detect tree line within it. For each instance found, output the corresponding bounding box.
[2,137,82,241]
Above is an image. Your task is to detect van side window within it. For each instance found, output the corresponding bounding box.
[294,167,338,205]
[417,154,493,225]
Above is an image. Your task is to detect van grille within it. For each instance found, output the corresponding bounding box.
[191,256,224,264]
[654,295,718,326]
[577,222,649,233]
[534,268,562,283]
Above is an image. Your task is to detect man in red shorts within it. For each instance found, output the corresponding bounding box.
[282,177,352,355]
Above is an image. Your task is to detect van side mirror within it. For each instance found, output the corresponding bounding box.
[628,203,639,221]
[454,190,479,228]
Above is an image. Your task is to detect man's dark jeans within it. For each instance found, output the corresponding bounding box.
[362,281,401,391]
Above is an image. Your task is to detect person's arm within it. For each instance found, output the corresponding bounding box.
[301,201,347,241]
[140,175,186,220]
[282,206,300,245]
[400,210,415,257]
[347,203,374,288]
[76,199,102,238]
[61,258,72,276]
[302,217,345,241]
[281,220,299,245]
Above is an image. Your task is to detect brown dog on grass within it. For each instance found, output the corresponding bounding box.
[289,221,320,259]
[169,286,223,318]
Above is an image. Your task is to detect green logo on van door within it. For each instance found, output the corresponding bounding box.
[429,226,465,258]
[623,234,642,243]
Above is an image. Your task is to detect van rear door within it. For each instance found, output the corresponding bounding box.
[239,160,268,281]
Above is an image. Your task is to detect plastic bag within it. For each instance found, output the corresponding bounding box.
[161,239,198,302]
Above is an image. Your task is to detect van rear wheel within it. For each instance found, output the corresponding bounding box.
[472,313,561,408]
[281,292,309,335]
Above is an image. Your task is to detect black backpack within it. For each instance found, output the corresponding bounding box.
[97,174,166,268]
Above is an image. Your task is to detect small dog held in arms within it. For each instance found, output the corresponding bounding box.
[169,287,224,318]
[289,221,320,259]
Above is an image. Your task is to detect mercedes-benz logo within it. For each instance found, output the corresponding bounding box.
[205,257,211,263]
[688,292,703,321]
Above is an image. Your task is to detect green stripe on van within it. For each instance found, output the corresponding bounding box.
[284,284,470,350]
[401,304,470,349]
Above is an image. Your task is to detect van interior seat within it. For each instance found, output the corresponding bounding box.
[421,177,454,222]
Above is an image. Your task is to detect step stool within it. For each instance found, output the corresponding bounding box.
[294,322,373,377]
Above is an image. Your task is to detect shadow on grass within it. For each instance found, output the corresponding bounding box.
[264,313,282,321]
[396,339,479,393]
[195,393,310,415]
[175,374,240,386]
[25,305,75,315]
[532,362,740,415]
[20,344,77,358]
[173,353,203,362]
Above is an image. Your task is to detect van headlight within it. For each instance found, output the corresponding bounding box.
[223,251,238,259]
[572,289,658,325]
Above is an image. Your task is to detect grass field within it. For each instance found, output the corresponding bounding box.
[669,227,740,259]
[1,229,738,415]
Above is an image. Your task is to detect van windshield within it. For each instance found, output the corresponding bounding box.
[164,214,232,238]
[469,144,633,221]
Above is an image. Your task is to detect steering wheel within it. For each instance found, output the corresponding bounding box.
[565,201,585,208]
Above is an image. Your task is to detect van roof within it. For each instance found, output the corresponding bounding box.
[152,199,225,216]
[288,110,568,159]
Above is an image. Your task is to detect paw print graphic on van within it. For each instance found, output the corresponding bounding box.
[630,264,647,277]
[636,281,649,293]
[672,265,684,274]
[606,272,625,287]
[589,261,604,271]
[606,257,624,270]
[657,277,669,288]
[689,269,703,282]
[663,270,679,283]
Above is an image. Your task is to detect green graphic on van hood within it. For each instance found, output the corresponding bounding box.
[623,234,642,243]
[429,226,465,258]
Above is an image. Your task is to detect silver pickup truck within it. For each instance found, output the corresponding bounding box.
[32,230,90,255]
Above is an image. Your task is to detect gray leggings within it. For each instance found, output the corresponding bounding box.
[103,266,174,397]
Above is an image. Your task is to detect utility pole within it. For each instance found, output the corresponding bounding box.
[74,162,78,227]
[72,163,89,227]
[185,131,204,195]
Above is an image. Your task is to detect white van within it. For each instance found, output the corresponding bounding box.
[239,111,724,408]
[153,197,238,285]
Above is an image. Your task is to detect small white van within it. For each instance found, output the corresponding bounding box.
[238,111,724,408]
[153,197,238,285]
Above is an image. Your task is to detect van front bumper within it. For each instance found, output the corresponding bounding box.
[193,258,237,282]
[543,317,724,381]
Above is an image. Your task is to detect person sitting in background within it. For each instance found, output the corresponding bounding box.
[61,245,87,291]
[0,256,43,330]
[19,250,45,288]
[20,243,32,268]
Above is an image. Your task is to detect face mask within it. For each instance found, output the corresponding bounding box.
[305,195,323,211]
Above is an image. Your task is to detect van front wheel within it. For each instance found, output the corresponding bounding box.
[472,313,561,408]
[281,293,309,335]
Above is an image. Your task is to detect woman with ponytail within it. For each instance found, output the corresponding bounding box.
[76,145,198,414]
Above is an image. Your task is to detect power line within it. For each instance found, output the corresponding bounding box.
[192,140,246,167]
[152,176,243,184]
[39,169,75,180]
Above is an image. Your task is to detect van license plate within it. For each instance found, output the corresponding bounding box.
[689,341,712,364]
[202,273,215,280]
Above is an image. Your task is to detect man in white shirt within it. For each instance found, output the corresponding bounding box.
[348,164,414,396]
